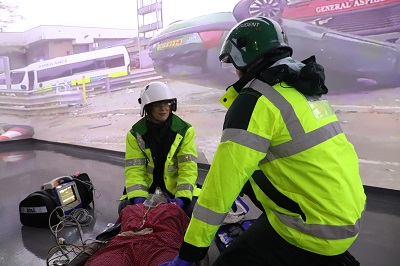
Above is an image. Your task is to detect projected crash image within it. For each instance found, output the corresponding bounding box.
[0,0,399,265]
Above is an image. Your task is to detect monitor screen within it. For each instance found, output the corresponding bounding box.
[58,184,77,206]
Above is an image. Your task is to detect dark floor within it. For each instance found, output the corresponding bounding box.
[0,139,399,266]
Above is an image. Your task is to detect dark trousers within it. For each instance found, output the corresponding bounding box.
[213,212,359,266]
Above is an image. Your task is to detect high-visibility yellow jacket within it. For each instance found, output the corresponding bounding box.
[180,80,366,261]
[121,114,199,201]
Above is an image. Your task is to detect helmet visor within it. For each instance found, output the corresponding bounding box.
[150,100,174,108]
[219,39,247,70]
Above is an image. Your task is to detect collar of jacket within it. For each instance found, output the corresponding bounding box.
[219,55,328,108]
[219,54,285,109]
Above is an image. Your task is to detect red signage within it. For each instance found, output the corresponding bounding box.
[283,0,397,19]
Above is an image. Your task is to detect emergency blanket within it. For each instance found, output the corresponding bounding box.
[85,203,189,266]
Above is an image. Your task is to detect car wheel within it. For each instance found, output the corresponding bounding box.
[233,0,287,22]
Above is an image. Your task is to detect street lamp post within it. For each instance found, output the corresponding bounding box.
[136,0,142,69]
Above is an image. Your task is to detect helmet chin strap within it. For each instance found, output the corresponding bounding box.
[145,111,156,123]
[146,113,160,124]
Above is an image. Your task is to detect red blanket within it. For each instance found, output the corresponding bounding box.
[85,203,189,266]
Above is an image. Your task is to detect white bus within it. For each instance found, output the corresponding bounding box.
[0,45,130,92]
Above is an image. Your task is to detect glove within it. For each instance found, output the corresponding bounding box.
[131,197,146,205]
[159,255,193,266]
[167,198,185,208]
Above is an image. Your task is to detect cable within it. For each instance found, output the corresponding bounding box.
[46,243,89,266]
[72,176,101,204]
[46,204,155,264]
[65,208,93,227]
[43,174,101,265]
[47,206,96,265]
[71,177,94,191]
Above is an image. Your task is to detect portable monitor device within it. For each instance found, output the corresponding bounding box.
[41,176,82,213]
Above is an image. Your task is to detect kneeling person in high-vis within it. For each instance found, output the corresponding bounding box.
[119,81,200,217]
[160,17,366,266]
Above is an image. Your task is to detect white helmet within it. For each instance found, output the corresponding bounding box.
[138,81,177,116]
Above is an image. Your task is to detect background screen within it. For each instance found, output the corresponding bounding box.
[0,0,399,190]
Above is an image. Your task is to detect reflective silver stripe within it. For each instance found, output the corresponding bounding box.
[136,133,146,152]
[167,163,178,172]
[134,133,153,173]
[251,80,305,137]
[250,79,342,163]
[178,154,198,163]
[146,165,154,174]
[125,158,146,167]
[221,128,270,153]
[192,203,228,226]
[20,206,47,214]
[168,154,198,172]
[167,155,177,172]
[177,183,194,193]
[263,122,342,163]
[273,210,362,240]
[126,184,149,193]
[135,133,151,165]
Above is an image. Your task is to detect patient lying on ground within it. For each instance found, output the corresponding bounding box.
[85,202,189,266]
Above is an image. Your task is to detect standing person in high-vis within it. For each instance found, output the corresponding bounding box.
[119,81,199,216]
[160,17,366,266]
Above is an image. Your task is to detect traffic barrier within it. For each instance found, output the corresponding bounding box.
[0,70,162,115]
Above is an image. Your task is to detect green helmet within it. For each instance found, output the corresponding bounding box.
[219,17,293,70]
